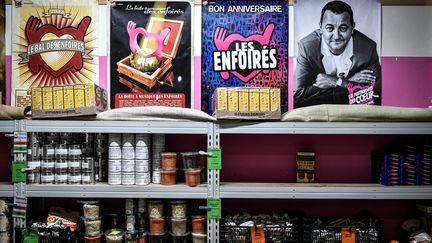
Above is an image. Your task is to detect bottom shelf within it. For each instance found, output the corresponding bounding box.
[220,183,432,199]
[26,183,208,198]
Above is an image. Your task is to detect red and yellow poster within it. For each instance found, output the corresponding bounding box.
[12,0,99,107]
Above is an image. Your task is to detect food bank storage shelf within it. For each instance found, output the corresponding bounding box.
[0,121,15,133]
[219,122,432,135]
[21,120,212,134]
[26,183,208,198]
[0,183,13,197]
[220,183,432,199]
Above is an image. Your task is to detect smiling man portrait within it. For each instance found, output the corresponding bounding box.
[294,0,381,108]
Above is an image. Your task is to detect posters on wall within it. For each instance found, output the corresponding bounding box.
[201,0,289,114]
[11,0,99,107]
[294,0,382,108]
[110,1,192,109]
[0,3,5,104]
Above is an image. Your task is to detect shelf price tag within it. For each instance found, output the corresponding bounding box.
[11,161,26,182]
[207,147,222,170]
[207,198,221,219]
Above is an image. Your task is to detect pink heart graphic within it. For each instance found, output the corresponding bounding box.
[127,21,170,60]
[213,23,275,82]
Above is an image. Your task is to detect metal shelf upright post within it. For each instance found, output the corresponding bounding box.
[207,123,220,243]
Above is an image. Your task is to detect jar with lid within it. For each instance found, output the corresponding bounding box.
[170,201,187,218]
[148,200,164,218]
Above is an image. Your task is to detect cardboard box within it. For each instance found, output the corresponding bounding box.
[31,83,107,118]
[117,17,183,90]
[212,87,281,120]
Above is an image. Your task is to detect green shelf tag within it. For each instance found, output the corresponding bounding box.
[12,162,26,183]
[207,148,222,170]
[207,198,221,219]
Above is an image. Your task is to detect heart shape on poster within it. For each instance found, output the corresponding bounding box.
[40,33,75,71]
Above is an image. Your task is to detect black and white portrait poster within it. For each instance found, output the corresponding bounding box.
[294,0,381,108]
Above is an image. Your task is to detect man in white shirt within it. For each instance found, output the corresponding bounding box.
[294,0,381,108]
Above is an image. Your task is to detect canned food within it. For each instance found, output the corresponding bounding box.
[41,158,55,169]
[41,169,54,184]
[68,145,82,157]
[152,148,164,161]
[122,146,135,160]
[136,172,151,186]
[68,158,81,169]
[135,160,150,172]
[82,157,94,170]
[27,160,41,169]
[135,147,149,160]
[27,171,41,184]
[122,173,135,185]
[108,173,121,185]
[135,134,150,147]
[125,199,134,215]
[109,160,122,173]
[171,201,187,218]
[31,145,42,158]
[152,159,162,170]
[122,160,135,172]
[55,169,68,184]
[68,170,82,184]
[55,158,68,169]
[82,170,95,184]
[148,201,164,218]
[55,144,68,158]
[42,144,55,158]
[152,134,165,146]
[109,146,122,160]
[122,134,135,147]
[152,170,161,184]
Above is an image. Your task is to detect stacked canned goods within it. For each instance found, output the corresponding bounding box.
[108,134,152,186]
[27,133,107,185]
[152,134,165,184]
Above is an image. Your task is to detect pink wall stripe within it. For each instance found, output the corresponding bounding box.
[99,56,107,89]
[194,56,201,110]
[5,56,11,105]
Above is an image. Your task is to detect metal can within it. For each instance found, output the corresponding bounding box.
[152,147,164,161]
[135,146,149,160]
[109,146,122,160]
[108,173,122,185]
[82,170,95,184]
[109,160,122,173]
[68,145,82,157]
[27,170,41,184]
[152,159,162,170]
[54,144,68,159]
[136,172,151,186]
[41,158,55,169]
[122,146,135,160]
[55,158,68,170]
[135,160,150,172]
[68,169,82,184]
[135,134,151,147]
[122,160,135,173]
[31,144,42,158]
[125,199,134,215]
[68,158,81,169]
[42,144,55,159]
[122,172,135,185]
[109,134,122,147]
[41,169,54,184]
[55,169,68,184]
[27,160,41,170]
[137,199,146,213]
[82,157,94,170]
[152,134,165,147]
[152,170,161,184]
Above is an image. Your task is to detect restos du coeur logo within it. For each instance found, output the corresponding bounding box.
[212,23,278,83]
[19,15,93,78]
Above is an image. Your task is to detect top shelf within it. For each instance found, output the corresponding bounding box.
[219,122,432,135]
[0,121,14,133]
[20,120,212,134]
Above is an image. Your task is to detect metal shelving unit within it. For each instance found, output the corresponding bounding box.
[0,120,15,133]
[26,183,208,199]
[220,183,432,199]
[0,182,13,197]
[220,122,432,135]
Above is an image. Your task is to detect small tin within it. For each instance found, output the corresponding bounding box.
[68,145,82,157]
[122,134,135,147]
[41,169,54,184]
[122,160,135,172]
[55,158,68,169]
[68,170,82,184]
[42,144,55,158]
[135,172,151,186]
[108,173,122,185]
[68,158,82,169]
[82,157,94,170]
[55,169,68,184]
[109,160,122,173]
[122,172,135,185]
[41,158,55,169]
[82,170,95,184]
[122,146,135,160]
[55,144,68,159]
[152,169,161,184]
[109,146,122,160]
[135,147,149,160]
[109,134,122,147]
[135,134,151,147]
[27,160,41,170]
[135,160,150,172]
